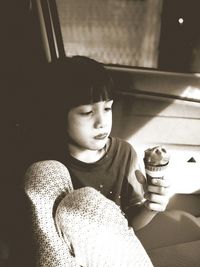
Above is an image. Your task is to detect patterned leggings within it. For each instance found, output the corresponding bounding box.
[24,160,153,267]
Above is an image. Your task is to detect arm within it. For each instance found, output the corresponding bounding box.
[127,172,171,231]
[127,203,157,231]
[122,143,171,231]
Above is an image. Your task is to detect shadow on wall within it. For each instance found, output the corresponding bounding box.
[110,70,200,146]
[109,69,173,142]
[111,94,172,141]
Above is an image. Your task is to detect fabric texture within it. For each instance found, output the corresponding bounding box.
[56,186,153,267]
[24,160,153,267]
[24,160,79,267]
[64,137,145,212]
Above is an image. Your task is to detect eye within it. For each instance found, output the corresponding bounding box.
[104,101,113,111]
[105,107,112,111]
[81,111,93,116]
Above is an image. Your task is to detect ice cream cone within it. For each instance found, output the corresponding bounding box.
[144,146,170,184]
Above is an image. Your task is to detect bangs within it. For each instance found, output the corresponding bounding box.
[67,82,114,109]
[48,56,115,110]
[66,56,114,108]
[87,83,113,104]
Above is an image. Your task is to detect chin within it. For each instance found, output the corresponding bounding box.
[93,139,108,150]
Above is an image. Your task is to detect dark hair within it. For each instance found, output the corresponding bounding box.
[48,56,114,112]
[30,56,114,160]
[36,56,114,159]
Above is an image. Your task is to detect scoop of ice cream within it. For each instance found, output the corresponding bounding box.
[144,146,170,166]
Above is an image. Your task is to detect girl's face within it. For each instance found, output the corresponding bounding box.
[67,100,113,151]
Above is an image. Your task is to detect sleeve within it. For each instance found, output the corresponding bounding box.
[125,145,146,210]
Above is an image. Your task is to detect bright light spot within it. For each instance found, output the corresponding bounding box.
[181,86,200,100]
[168,161,200,195]
[178,17,184,24]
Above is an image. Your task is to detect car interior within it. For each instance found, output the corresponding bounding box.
[1,0,200,266]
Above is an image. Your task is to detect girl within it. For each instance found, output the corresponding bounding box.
[45,55,170,231]
[24,56,170,266]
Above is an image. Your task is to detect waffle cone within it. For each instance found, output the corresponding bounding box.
[144,162,169,178]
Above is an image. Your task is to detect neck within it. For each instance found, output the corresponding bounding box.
[68,140,110,163]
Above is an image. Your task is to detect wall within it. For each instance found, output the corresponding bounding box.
[112,94,200,147]
[110,69,200,196]
[110,67,200,145]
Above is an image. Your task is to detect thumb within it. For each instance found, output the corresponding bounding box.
[135,170,146,185]
[135,170,148,194]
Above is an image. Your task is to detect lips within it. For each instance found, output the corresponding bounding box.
[94,133,108,140]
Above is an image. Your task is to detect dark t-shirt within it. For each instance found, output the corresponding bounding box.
[63,137,144,213]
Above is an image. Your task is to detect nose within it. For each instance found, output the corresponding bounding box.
[94,112,106,129]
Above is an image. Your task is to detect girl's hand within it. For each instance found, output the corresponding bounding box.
[144,178,171,212]
[135,170,171,212]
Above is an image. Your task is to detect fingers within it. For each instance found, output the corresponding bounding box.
[144,192,169,205]
[144,201,167,212]
[145,178,171,212]
[148,178,171,196]
[144,192,169,212]
[147,185,170,196]
[135,170,171,212]
[151,178,171,188]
